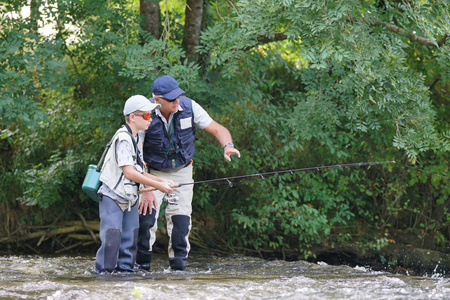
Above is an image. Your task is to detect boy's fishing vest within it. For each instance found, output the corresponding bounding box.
[144,96,196,170]
[100,126,144,205]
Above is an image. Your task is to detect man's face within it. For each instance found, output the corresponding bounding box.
[156,96,180,113]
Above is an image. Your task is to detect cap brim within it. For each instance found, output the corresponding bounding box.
[141,102,161,112]
[162,88,185,100]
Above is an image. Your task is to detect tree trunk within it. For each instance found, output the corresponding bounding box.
[140,0,161,42]
[29,0,40,32]
[183,0,204,62]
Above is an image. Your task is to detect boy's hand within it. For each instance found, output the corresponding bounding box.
[158,182,174,193]
[162,178,175,186]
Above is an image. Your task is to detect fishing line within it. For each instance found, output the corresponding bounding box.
[396,163,450,180]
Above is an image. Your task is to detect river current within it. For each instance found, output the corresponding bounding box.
[0,253,448,299]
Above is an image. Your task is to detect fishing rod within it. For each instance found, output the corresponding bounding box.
[138,160,396,193]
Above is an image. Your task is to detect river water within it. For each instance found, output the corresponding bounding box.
[0,253,448,299]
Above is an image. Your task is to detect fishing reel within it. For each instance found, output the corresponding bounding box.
[162,191,178,205]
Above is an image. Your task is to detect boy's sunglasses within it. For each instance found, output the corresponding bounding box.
[133,113,152,120]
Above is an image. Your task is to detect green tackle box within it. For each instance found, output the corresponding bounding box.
[82,164,101,202]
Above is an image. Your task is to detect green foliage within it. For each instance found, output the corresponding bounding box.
[0,19,64,127]
[191,0,450,254]
[1,0,449,257]
[0,0,134,213]
[120,39,201,92]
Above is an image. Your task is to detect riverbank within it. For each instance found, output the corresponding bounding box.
[307,230,450,277]
[165,225,450,277]
[309,242,449,277]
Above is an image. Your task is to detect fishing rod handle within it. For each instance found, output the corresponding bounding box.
[138,184,180,194]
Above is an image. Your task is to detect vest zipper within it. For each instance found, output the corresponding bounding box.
[164,117,177,169]
[114,173,123,190]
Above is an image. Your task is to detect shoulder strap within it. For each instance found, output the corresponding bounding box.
[123,130,145,169]
[95,126,131,172]
[96,125,144,172]
[119,125,145,169]
[96,130,121,172]
[190,98,194,127]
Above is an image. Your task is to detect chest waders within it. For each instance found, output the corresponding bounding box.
[137,97,195,271]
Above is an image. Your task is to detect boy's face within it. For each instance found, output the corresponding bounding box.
[133,111,153,130]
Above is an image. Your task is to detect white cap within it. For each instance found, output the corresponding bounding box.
[123,95,161,115]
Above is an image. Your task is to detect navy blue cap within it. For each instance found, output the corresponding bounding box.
[152,75,185,100]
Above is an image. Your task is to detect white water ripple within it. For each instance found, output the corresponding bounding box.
[0,254,448,299]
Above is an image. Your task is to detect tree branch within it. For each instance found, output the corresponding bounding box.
[257,32,288,44]
[344,13,449,48]
[243,17,448,55]
[368,19,448,47]
[242,32,288,52]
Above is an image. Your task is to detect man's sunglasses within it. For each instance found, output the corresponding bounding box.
[133,113,153,120]
[158,96,179,102]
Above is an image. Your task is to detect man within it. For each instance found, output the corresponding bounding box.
[137,75,241,271]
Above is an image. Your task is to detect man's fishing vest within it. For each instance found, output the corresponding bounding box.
[100,126,144,205]
[144,97,196,170]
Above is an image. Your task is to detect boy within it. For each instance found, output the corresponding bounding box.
[95,95,174,274]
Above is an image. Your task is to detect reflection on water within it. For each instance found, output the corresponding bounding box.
[0,253,449,299]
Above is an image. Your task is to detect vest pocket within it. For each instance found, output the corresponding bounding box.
[123,177,139,201]
[144,138,164,149]
[177,130,196,146]
[146,154,166,170]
